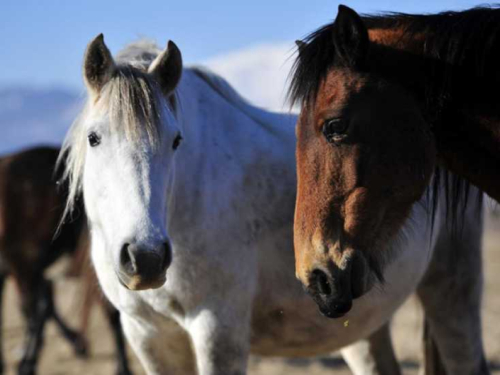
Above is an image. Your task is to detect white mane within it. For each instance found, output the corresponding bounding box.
[189,66,291,132]
[115,39,162,69]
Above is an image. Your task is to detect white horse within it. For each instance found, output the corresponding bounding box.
[59,35,485,375]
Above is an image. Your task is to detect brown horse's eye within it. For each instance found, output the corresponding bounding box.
[88,132,101,147]
[172,134,183,150]
[322,118,348,143]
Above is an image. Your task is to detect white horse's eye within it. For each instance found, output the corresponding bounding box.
[172,134,183,150]
[88,132,101,147]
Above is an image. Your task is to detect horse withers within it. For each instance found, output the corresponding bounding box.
[0,146,132,375]
[59,34,484,375]
[290,5,489,374]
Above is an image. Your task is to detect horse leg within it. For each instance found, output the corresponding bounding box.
[50,288,88,357]
[17,278,52,375]
[421,318,447,375]
[187,307,251,375]
[416,206,489,375]
[120,312,196,375]
[340,321,401,375]
[102,300,133,375]
[0,273,6,375]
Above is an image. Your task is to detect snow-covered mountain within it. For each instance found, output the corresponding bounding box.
[0,42,296,156]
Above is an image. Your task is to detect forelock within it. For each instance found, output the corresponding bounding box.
[288,23,338,107]
[97,65,162,148]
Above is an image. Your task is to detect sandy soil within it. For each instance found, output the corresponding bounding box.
[1,214,499,375]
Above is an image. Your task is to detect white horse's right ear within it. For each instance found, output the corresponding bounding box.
[148,41,183,96]
[83,34,115,96]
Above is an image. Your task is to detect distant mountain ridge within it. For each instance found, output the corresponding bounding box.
[0,86,82,155]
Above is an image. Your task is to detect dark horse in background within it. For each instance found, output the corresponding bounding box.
[0,146,132,375]
[289,5,499,375]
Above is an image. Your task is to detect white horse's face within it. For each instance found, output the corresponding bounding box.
[80,35,183,290]
[83,104,181,290]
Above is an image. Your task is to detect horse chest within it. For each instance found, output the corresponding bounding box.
[249,211,434,358]
[249,280,419,358]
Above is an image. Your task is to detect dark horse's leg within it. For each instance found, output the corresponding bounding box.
[51,296,88,357]
[417,200,489,375]
[103,300,133,375]
[0,273,6,375]
[17,278,87,375]
[17,278,52,375]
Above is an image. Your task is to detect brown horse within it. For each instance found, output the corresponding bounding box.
[289,5,492,374]
[0,146,132,375]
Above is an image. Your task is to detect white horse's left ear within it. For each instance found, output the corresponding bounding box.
[148,41,183,96]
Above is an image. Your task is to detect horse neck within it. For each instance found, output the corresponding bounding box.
[368,26,500,201]
[175,69,296,165]
[167,69,297,230]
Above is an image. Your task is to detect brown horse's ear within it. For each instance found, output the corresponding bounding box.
[83,34,115,96]
[332,5,369,68]
[148,41,183,96]
[295,40,307,55]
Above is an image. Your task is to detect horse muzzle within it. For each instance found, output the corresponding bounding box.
[306,253,370,318]
[117,241,171,291]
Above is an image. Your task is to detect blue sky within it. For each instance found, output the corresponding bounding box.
[1,0,484,91]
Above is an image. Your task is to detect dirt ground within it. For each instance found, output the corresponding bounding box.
[2,213,499,375]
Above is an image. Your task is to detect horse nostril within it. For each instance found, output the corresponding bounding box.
[312,269,332,296]
[120,243,137,274]
[161,241,172,270]
[333,300,352,315]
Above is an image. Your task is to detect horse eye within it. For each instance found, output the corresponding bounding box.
[322,118,348,143]
[88,132,101,147]
[172,134,183,150]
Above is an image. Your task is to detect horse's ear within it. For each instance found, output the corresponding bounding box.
[295,40,307,55]
[83,34,115,96]
[332,5,369,68]
[148,41,183,96]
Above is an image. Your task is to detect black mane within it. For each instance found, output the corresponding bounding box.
[289,5,500,107]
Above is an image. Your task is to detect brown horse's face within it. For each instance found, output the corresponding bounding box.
[293,6,436,318]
